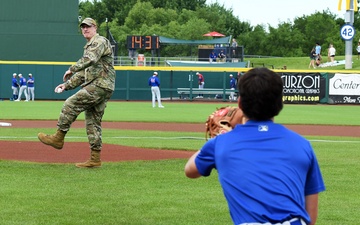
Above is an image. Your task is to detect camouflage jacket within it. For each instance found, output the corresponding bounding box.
[66,33,115,91]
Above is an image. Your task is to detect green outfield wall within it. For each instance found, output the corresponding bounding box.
[1,61,360,104]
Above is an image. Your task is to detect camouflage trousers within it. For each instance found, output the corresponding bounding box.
[57,84,113,151]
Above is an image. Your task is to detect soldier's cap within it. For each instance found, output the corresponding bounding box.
[153,72,158,75]
[80,18,97,27]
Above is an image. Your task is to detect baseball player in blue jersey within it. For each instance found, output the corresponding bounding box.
[185,68,325,225]
[148,71,164,108]
[15,74,29,101]
[229,74,236,101]
[11,73,19,101]
[27,73,35,101]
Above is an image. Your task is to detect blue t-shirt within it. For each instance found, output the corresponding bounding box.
[12,78,18,87]
[27,77,34,87]
[230,77,236,88]
[148,76,160,87]
[195,120,325,225]
[19,77,27,87]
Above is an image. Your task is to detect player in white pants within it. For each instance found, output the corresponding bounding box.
[148,71,164,108]
[27,73,35,101]
[11,73,19,100]
[15,74,29,101]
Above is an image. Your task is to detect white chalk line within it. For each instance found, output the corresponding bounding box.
[0,136,359,143]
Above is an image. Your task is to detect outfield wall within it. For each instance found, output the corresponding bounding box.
[0,62,359,104]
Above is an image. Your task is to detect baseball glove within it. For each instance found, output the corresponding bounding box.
[205,106,243,139]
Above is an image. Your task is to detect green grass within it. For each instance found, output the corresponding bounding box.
[0,101,360,225]
[1,101,359,125]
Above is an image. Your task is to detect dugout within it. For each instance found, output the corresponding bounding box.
[158,36,244,62]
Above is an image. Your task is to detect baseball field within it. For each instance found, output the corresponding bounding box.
[0,101,359,225]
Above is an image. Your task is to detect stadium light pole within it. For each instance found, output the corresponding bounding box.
[339,0,358,69]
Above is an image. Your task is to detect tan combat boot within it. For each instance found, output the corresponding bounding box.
[38,129,66,149]
[75,150,102,168]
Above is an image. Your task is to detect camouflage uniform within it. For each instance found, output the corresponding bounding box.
[58,33,115,151]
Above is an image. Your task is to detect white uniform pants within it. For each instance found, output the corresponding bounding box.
[151,86,162,107]
[12,86,18,95]
[17,86,29,101]
[28,87,35,101]
[230,87,235,100]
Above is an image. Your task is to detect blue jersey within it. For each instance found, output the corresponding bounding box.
[12,78,18,87]
[148,76,160,87]
[19,77,27,87]
[230,77,236,88]
[27,77,35,87]
[195,120,325,225]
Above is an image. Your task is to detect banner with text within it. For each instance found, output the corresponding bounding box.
[281,73,325,104]
[329,73,360,104]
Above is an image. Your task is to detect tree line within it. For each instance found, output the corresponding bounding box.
[79,0,360,58]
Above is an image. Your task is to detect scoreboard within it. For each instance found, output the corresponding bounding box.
[127,35,160,50]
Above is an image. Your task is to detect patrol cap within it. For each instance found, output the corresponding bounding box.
[153,72,158,75]
[80,18,97,27]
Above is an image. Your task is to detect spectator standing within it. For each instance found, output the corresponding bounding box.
[356,42,360,60]
[195,72,205,98]
[185,67,325,225]
[217,50,226,62]
[308,48,316,69]
[231,38,238,58]
[148,71,164,108]
[11,73,19,101]
[15,74,29,102]
[37,18,116,168]
[27,73,35,101]
[328,44,336,63]
[315,42,322,62]
[209,51,217,63]
[229,74,236,101]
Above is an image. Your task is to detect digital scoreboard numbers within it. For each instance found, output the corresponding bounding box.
[127,36,160,50]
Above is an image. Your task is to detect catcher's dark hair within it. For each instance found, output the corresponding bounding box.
[237,67,283,121]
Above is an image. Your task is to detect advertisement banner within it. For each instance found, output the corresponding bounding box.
[281,73,325,104]
[329,73,360,104]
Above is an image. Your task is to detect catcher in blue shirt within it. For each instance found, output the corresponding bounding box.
[185,68,325,225]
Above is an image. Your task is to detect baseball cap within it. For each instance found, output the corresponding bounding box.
[229,74,233,77]
[80,18,97,27]
[13,73,17,76]
[196,72,199,75]
[153,72,158,75]
[18,73,22,77]
[29,73,32,76]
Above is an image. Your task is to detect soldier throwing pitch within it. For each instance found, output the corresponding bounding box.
[38,18,116,168]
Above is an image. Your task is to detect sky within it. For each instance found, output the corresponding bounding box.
[206,0,352,27]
